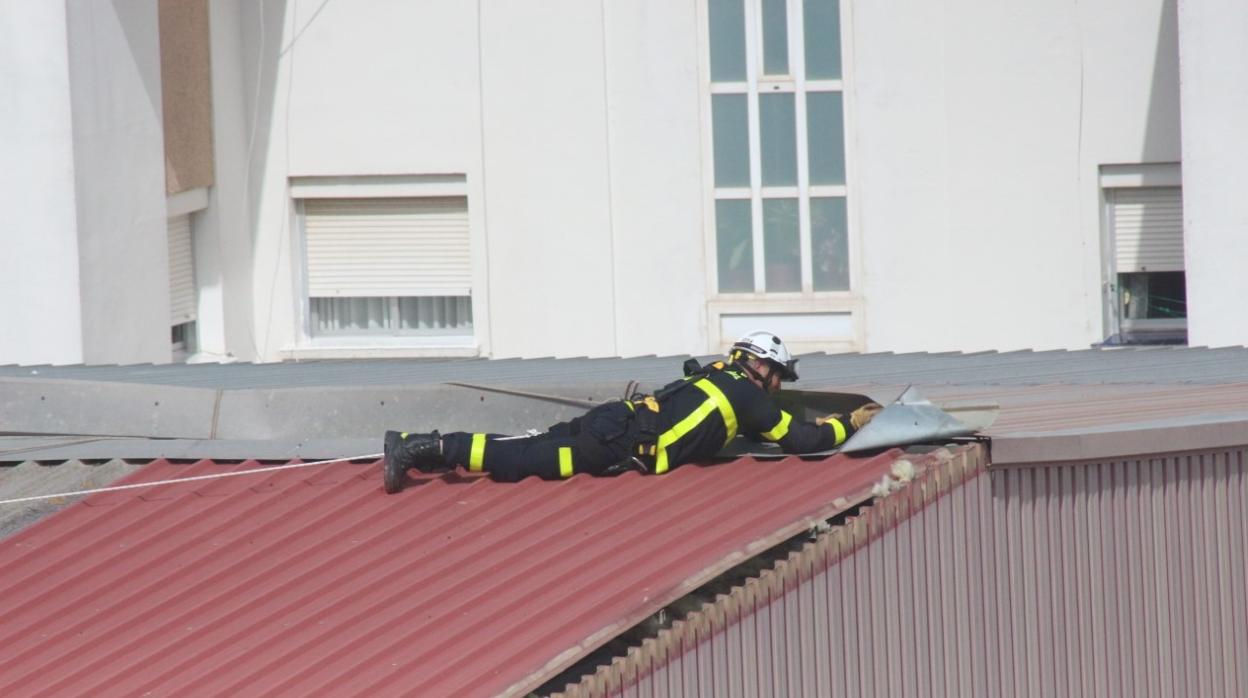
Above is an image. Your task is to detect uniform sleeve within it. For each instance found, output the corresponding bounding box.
[741,394,857,454]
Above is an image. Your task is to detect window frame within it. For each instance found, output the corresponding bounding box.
[698,0,863,352]
[1098,164,1187,346]
[287,175,482,358]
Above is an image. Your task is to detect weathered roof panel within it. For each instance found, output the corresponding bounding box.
[0,448,930,696]
[5,345,1248,389]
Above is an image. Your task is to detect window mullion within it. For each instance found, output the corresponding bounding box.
[788,0,812,293]
[745,0,766,293]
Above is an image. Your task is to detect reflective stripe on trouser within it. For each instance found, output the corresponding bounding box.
[439,430,618,482]
[469,433,487,472]
[654,379,738,474]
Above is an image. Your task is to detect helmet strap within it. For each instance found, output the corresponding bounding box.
[732,353,771,385]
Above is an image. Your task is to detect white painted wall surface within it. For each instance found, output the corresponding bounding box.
[853,0,1181,352]
[192,0,257,362]
[5,0,1201,365]
[602,1,708,358]
[477,1,618,358]
[65,1,171,364]
[0,3,84,365]
[1178,0,1248,348]
[237,0,299,360]
[250,0,711,360]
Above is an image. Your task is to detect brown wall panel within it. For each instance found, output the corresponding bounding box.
[159,0,214,194]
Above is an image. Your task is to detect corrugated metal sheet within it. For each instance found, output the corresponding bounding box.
[561,445,1248,698]
[0,448,940,697]
[5,346,1248,389]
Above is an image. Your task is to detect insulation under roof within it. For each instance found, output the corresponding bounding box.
[0,448,940,696]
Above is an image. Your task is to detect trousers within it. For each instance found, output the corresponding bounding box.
[441,401,639,482]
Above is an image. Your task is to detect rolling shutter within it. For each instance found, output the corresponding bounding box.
[304,197,471,297]
[167,213,197,325]
[1111,187,1184,273]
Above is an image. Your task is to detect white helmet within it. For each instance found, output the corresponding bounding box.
[730,330,799,381]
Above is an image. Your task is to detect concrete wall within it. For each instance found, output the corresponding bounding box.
[854,0,1182,352]
[1178,0,1248,348]
[0,3,84,365]
[190,0,256,362]
[66,0,172,364]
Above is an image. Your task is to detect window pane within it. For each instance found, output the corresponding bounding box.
[760,93,797,186]
[310,296,472,335]
[712,94,750,187]
[811,197,849,290]
[398,296,474,331]
[716,199,754,293]
[804,0,842,80]
[763,198,801,292]
[807,91,845,185]
[761,0,790,76]
[709,0,746,82]
[1119,272,1187,319]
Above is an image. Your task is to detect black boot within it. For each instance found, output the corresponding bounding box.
[383,430,446,493]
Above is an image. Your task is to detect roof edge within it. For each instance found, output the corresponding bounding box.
[991,414,1248,466]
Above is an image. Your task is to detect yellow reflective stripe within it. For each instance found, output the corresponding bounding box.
[653,379,738,474]
[762,410,793,442]
[469,433,486,472]
[695,379,738,444]
[829,419,847,445]
[558,447,574,478]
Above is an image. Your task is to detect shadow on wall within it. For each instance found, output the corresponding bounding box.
[114,0,163,123]
[1143,0,1181,161]
[239,0,339,359]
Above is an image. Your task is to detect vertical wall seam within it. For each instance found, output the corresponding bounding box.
[474,0,495,356]
[597,0,620,356]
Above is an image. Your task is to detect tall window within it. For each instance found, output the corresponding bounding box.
[1104,184,1187,344]
[708,0,849,295]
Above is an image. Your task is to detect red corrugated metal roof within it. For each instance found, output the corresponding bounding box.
[0,450,917,697]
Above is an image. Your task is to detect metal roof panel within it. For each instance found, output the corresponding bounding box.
[0,449,923,696]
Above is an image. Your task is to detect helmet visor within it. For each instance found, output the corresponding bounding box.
[776,358,799,382]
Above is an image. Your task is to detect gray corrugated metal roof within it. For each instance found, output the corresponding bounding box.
[5,345,1248,389]
[0,459,146,538]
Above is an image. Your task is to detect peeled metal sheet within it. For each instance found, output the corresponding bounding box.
[840,386,997,453]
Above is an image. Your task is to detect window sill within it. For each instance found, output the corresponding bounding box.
[283,337,480,360]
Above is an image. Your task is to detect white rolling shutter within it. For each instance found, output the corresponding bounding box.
[1111,187,1184,273]
[167,213,197,325]
[304,197,471,297]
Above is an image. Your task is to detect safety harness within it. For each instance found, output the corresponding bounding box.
[621,358,742,474]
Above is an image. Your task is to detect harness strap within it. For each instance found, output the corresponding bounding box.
[653,378,738,474]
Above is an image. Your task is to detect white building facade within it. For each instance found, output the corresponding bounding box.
[2,0,1244,365]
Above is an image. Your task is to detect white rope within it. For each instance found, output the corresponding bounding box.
[0,453,383,506]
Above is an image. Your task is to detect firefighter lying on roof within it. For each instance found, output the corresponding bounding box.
[382,330,882,492]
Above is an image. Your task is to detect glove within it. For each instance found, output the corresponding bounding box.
[815,413,841,426]
[849,402,883,430]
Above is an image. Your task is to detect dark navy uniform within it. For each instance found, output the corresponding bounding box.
[439,361,855,482]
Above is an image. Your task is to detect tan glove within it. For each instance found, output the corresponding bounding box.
[849,402,883,430]
[815,413,842,426]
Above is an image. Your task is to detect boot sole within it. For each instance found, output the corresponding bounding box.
[382,430,406,494]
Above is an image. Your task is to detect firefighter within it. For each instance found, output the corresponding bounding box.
[382,330,882,493]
